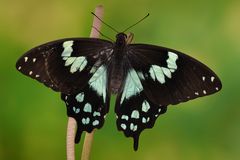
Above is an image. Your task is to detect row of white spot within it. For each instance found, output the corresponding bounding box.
[72,103,94,113]
[71,93,101,126]
[23,56,36,63]
[62,41,88,74]
[18,56,40,78]
[72,102,101,126]
[120,100,157,132]
[149,51,178,84]
[183,75,218,99]
[202,76,215,82]
[202,75,219,90]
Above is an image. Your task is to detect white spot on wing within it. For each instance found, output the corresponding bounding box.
[18,66,21,70]
[203,90,207,94]
[121,115,129,121]
[131,110,140,119]
[147,117,150,122]
[75,92,84,102]
[161,67,172,78]
[121,124,127,130]
[121,69,143,104]
[83,103,92,113]
[142,117,147,123]
[130,123,134,130]
[133,125,137,131]
[142,100,150,112]
[24,57,28,62]
[93,111,101,117]
[79,58,87,71]
[65,57,76,66]
[130,123,137,131]
[29,71,33,75]
[90,66,98,73]
[82,117,90,125]
[33,58,36,63]
[211,76,215,82]
[35,75,40,78]
[92,120,99,126]
[202,76,206,81]
[89,65,107,103]
[73,107,80,114]
[62,40,74,57]
[167,52,178,70]
[195,92,199,95]
[137,71,145,80]
[70,56,87,73]
[149,65,165,84]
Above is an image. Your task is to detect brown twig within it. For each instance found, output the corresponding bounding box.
[67,117,77,160]
[66,4,104,160]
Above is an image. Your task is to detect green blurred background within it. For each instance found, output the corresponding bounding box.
[0,0,239,159]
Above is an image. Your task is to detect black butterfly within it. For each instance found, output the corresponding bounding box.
[16,29,222,151]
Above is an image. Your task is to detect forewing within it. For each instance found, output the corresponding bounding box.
[127,44,222,106]
[115,67,167,151]
[16,38,113,94]
[62,65,110,143]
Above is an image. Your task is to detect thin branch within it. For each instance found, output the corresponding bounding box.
[81,130,96,160]
[66,117,77,160]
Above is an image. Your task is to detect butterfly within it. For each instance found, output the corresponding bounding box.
[16,17,222,150]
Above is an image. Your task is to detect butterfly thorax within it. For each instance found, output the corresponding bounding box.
[108,33,128,94]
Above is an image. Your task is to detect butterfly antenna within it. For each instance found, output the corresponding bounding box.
[91,12,119,33]
[92,26,114,41]
[123,13,150,33]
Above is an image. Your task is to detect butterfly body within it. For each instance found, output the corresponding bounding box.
[16,32,222,150]
[108,33,128,94]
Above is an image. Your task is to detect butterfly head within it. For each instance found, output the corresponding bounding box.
[115,33,128,46]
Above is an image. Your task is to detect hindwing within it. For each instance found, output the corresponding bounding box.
[115,64,167,150]
[62,65,110,143]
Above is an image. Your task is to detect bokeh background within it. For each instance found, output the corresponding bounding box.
[1,0,239,159]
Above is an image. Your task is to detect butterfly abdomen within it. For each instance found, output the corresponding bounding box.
[108,63,124,94]
[108,51,127,94]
